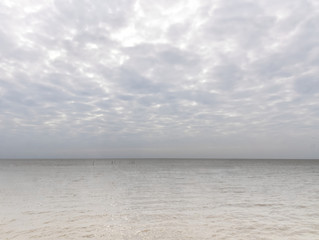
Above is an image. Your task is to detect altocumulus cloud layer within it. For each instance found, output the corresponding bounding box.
[1,0,319,158]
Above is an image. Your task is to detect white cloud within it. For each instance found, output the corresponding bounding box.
[0,0,319,158]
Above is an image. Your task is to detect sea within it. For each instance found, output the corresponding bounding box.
[0,158,319,240]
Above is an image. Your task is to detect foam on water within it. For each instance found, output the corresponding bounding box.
[1,159,319,239]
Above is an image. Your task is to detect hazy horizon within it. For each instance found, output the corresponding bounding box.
[1,157,319,160]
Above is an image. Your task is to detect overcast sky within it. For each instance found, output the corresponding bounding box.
[1,0,319,159]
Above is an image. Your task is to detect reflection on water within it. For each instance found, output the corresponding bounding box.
[1,159,319,239]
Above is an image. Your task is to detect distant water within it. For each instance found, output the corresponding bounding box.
[1,159,319,240]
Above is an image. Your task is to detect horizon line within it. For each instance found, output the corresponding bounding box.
[1,157,319,160]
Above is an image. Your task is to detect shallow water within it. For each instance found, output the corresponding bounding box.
[1,159,319,239]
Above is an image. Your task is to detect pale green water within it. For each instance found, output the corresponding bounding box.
[1,159,319,239]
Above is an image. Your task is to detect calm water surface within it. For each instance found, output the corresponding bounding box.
[1,159,319,239]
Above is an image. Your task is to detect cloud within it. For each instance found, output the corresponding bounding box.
[0,0,319,158]
[294,74,319,95]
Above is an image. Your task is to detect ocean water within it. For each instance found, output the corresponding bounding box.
[0,159,319,240]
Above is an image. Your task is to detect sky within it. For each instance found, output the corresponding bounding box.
[0,0,319,159]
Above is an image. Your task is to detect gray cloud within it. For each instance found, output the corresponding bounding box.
[294,75,319,95]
